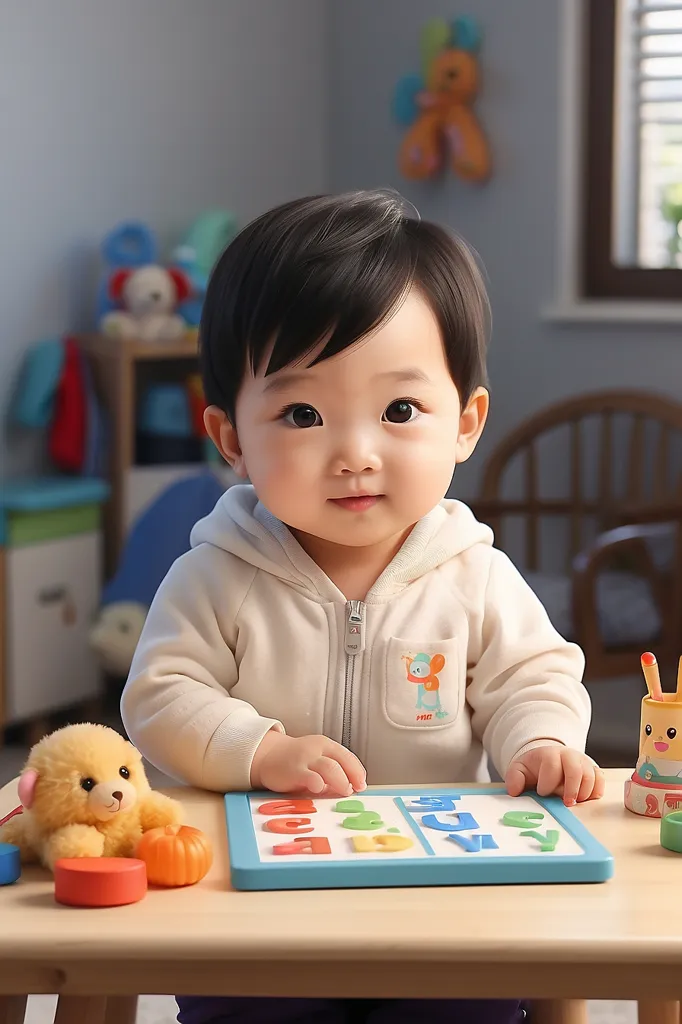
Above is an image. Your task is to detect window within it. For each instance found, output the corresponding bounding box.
[583,0,682,299]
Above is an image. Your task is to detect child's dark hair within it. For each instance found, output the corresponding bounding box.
[200,189,490,422]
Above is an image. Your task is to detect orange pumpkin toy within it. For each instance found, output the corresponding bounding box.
[136,824,213,887]
[393,16,491,183]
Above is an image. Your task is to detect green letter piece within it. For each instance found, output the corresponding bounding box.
[342,811,384,831]
[520,829,560,852]
[502,811,545,829]
[334,799,366,813]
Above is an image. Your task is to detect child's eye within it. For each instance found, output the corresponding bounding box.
[281,404,322,428]
[383,399,421,424]
[667,727,677,740]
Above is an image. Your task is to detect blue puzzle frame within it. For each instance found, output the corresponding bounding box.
[224,787,614,891]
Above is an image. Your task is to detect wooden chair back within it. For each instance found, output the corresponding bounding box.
[477,390,682,573]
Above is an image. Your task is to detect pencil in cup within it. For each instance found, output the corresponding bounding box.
[641,651,663,701]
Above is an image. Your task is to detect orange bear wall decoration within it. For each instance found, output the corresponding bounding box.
[393,16,491,183]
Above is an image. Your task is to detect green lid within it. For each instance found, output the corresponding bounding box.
[660,810,682,854]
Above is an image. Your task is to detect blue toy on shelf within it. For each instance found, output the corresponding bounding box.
[95,221,159,323]
[135,383,201,465]
[89,472,227,676]
[102,471,225,611]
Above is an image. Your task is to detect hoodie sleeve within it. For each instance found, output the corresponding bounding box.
[120,552,284,792]
[465,549,591,778]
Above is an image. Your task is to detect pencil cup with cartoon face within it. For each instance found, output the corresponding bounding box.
[624,653,682,818]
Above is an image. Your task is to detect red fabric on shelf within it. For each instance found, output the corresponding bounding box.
[48,337,87,472]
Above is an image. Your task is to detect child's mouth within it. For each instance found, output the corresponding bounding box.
[329,495,383,512]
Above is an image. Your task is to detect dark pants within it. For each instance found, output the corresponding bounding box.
[175,996,524,1023]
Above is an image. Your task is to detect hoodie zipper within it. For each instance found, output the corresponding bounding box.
[342,600,365,749]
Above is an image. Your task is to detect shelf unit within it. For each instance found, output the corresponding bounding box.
[76,332,235,576]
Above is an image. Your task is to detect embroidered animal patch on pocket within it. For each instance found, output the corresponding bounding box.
[402,652,449,720]
[384,636,461,729]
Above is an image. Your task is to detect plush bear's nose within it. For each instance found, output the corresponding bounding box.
[112,791,123,802]
[150,291,161,301]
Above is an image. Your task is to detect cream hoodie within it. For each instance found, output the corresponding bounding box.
[121,485,590,792]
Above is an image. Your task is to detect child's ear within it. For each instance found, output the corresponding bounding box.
[204,406,249,478]
[455,387,489,464]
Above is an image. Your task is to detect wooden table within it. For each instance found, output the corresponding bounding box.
[0,770,680,1024]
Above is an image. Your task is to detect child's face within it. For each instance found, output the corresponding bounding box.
[207,289,488,550]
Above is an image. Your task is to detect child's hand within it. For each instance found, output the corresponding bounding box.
[504,744,605,806]
[251,731,367,796]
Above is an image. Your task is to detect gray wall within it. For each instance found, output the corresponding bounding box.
[1,0,329,477]
[329,0,682,500]
[5,0,681,492]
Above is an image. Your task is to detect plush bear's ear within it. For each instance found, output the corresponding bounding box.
[167,267,191,304]
[18,769,39,809]
[109,268,132,301]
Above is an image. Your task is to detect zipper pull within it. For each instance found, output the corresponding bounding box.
[345,600,365,655]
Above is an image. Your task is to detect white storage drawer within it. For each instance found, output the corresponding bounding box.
[6,532,102,723]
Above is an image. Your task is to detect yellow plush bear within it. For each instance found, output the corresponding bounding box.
[0,723,182,870]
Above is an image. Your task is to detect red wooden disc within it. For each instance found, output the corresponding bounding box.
[54,857,147,907]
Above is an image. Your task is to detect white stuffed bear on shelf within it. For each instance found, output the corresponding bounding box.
[100,265,190,342]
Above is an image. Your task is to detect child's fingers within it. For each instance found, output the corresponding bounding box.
[296,768,327,795]
[576,764,597,804]
[504,762,532,797]
[536,750,564,797]
[323,740,367,791]
[309,756,353,796]
[589,765,606,801]
[558,750,584,805]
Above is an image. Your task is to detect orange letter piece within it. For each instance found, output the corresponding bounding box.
[264,817,314,835]
[273,837,332,856]
[258,799,317,816]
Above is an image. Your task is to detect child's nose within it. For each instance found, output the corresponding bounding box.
[332,433,382,475]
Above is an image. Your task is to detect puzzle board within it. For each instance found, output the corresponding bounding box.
[224,787,613,891]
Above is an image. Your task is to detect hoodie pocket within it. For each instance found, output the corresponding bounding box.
[383,636,461,730]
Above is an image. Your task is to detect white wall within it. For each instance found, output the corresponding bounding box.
[0,0,329,477]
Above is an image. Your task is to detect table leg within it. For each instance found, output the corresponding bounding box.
[104,996,138,1024]
[531,1001,589,1024]
[54,996,107,1024]
[638,1002,680,1024]
[0,996,28,1024]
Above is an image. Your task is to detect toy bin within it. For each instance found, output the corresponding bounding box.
[0,477,110,727]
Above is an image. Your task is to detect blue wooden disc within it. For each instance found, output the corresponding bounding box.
[0,843,21,885]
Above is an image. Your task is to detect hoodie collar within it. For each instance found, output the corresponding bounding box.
[190,484,492,604]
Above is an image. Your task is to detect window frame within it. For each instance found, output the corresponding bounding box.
[583,0,682,300]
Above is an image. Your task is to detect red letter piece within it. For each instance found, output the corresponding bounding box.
[273,837,332,856]
[264,817,314,835]
[258,799,317,816]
